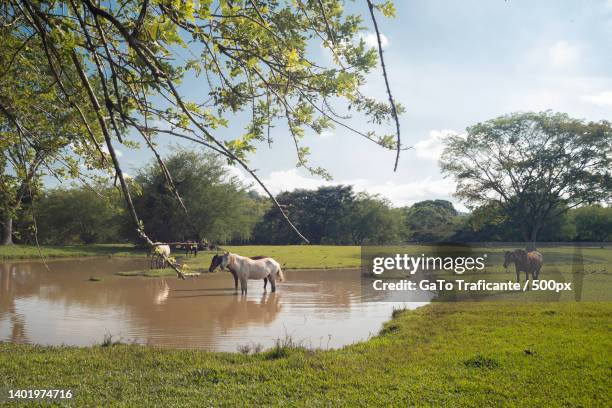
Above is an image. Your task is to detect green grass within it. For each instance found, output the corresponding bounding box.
[114,245,363,277]
[219,245,362,269]
[0,243,361,269]
[116,268,178,277]
[0,302,610,406]
[0,243,142,260]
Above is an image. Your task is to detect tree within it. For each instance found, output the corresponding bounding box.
[254,185,356,244]
[130,149,263,244]
[403,200,461,242]
[36,185,124,244]
[451,202,571,243]
[253,186,406,244]
[571,205,612,242]
[0,33,107,245]
[348,193,402,244]
[2,1,404,277]
[440,112,612,247]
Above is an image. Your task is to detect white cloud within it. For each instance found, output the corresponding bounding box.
[414,129,458,161]
[225,165,254,185]
[581,91,612,106]
[549,41,581,67]
[252,168,461,209]
[362,32,389,49]
[261,168,329,192]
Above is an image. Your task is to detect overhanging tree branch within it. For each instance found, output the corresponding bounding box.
[366,0,402,171]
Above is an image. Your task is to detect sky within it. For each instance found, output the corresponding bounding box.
[113,0,612,211]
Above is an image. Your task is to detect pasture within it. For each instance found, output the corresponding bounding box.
[117,245,363,277]
[0,243,142,260]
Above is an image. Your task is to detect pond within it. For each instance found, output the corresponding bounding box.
[0,257,431,351]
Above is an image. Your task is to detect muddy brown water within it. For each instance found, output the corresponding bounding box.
[0,257,430,351]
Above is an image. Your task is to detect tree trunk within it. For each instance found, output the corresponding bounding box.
[2,215,13,245]
[527,225,539,251]
[520,224,530,244]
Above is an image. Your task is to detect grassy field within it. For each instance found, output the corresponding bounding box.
[115,244,610,282]
[1,301,610,406]
[0,243,142,260]
[116,245,363,277]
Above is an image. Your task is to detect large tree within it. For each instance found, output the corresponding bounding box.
[571,205,612,242]
[440,112,612,246]
[2,0,404,276]
[254,185,356,244]
[0,33,107,245]
[36,184,125,244]
[348,192,402,244]
[403,199,461,242]
[130,149,263,244]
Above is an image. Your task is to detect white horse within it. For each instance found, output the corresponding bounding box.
[219,252,284,295]
[151,244,171,269]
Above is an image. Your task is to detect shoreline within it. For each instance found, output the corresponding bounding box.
[1,301,609,406]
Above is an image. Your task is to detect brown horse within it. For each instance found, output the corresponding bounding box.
[209,254,270,291]
[503,249,543,283]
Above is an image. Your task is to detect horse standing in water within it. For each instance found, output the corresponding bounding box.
[209,254,271,291]
[503,249,543,283]
[217,252,284,295]
[151,244,171,269]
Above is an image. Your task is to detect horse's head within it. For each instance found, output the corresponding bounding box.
[219,252,231,270]
[503,251,513,268]
[208,254,222,272]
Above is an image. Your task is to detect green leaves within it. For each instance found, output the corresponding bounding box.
[2,0,402,244]
[374,1,397,18]
[440,111,612,242]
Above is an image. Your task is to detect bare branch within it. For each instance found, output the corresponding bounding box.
[366,0,402,171]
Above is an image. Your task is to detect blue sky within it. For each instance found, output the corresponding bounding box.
[113,0,612,211]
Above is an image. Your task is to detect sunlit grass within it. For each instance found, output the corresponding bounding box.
[0,243,142,260]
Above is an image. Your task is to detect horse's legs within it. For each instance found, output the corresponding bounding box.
[240,277,248,295]
[535,266,542,280]
[269,275,276,293]
[264,277,268,291]
[232,272,238,291]
[515,267,520,283]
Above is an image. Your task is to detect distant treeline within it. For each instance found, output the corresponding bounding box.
[4,150,610,246]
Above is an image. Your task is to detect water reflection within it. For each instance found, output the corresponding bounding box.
[0,258,428,351]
